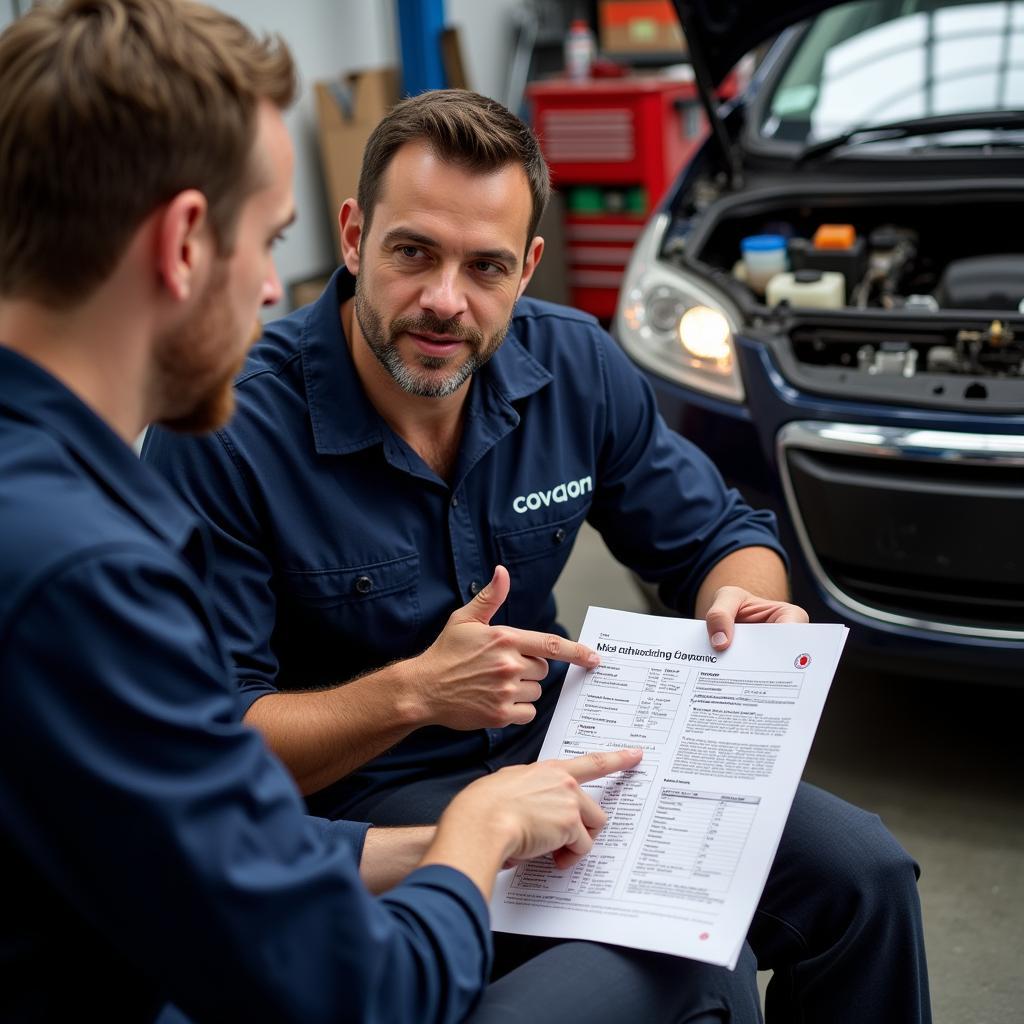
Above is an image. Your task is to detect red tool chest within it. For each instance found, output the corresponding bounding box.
[527,76,709,320]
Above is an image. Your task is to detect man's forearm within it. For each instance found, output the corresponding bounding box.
[244,660,426,795]
[360,826,436,894]
[694,545,790,617]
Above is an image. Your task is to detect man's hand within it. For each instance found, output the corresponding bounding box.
[244,566,599,796]
[408,565,600,730]
[419,748,644,898]
[705,585,809,652]
[693,547,808,652]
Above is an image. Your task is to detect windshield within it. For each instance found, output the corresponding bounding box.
[762,0,1024,145]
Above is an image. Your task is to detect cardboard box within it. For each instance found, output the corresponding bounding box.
[598,1,687,58]
[289,273,332,311]
[315,68,399,258]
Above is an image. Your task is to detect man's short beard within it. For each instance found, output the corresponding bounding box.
[354,275,510,399]
[152,262,248,434]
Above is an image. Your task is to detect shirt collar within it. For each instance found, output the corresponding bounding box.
[0,346,201,553]
[298,268,553,456]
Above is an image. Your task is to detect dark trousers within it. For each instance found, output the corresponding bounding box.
[337,733,931,1023]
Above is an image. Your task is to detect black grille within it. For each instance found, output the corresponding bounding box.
[784,447,1024,631]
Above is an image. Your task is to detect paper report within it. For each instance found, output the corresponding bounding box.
[490,607,849,969]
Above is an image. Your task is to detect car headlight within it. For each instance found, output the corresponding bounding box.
[615,212,745,403]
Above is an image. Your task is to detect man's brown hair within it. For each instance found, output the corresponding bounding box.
[357,89,551,250]
[0,0,295,307]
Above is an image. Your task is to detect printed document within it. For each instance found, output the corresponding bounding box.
[490,607,849,969]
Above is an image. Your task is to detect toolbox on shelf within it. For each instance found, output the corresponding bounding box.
[528,76,718,319]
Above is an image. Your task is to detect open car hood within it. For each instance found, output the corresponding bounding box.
[671,1,841,86]
[669,1,843,186]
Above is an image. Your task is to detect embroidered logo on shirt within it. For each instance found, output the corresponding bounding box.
[512,475,593,513]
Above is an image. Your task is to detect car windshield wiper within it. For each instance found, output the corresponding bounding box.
[794,110,1024,166]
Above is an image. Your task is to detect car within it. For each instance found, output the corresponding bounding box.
[614,0,1024,681]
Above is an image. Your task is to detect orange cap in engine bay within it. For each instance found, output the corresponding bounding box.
[812,223,857,249]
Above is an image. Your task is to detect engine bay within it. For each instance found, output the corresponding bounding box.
[667,189,1024,396]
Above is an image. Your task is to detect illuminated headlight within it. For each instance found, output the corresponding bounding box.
[679,306,733,362]
[615,212,745,402]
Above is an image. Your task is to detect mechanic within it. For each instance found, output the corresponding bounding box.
[0,5,723,1021]
[144,89,932,1022]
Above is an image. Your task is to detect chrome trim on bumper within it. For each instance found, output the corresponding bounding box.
[776,421,1024,641]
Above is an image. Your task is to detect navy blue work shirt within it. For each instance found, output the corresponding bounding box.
[0,347,491,1023]
[143,269,785,819]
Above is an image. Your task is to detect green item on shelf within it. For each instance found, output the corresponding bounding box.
[626,186,647,214]
[568,186,604,213]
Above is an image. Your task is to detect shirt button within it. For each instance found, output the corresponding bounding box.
[451,495,459,507]
[355,575,373,594]
[469,580,480,595]
[553,528,567,543]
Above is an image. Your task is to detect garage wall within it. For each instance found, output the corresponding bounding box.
[211,0,397,317]
[211,0,523,316]
[445,0,521,102]
[0,1,522,316]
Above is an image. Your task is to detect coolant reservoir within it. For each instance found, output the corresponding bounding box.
[766,269,845,309]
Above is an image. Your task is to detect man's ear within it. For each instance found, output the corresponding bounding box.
[155,189,211,303]
[516,235,546,300]
[339,199,363,275]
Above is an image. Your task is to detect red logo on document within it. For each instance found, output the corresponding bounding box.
[794,653,811,669]
[699,932,710,941]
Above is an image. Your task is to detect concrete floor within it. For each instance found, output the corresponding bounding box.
[553,524,1024,1024]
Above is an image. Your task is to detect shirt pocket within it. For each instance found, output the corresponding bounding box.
[277,552,421,680]
[494,507,588,630]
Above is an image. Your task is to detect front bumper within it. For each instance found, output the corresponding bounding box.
[641,335,1024,682]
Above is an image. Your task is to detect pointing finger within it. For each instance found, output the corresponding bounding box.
[560,748,643,785]
[507,628,601,669]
